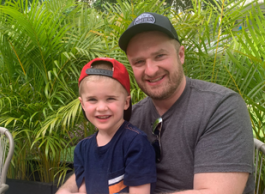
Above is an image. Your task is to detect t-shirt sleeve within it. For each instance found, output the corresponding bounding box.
[124,133,157,186]
[74,142,85,188]
[194,93,253,174]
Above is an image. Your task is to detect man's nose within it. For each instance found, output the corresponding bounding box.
[144,60,159,77]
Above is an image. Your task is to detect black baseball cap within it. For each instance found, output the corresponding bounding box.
[119,12,179,52]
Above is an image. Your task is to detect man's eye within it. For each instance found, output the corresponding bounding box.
[134,60,144,66]
[157,54,165,59]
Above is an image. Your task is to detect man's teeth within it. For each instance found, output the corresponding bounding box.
[149,77,163,83]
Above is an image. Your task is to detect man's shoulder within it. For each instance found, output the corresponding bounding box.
[132,97,150,112]
[188,77,238,98]
[130,97,153,127]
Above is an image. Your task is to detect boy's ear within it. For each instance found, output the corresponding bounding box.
[79,97,85,109]
[124,95,131,110]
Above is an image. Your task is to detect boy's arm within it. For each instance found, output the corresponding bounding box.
[56,174,79,194]
[78,179,86,193]
[129,183,150,194]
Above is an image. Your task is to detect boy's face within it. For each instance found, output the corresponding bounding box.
[79,77,130,133]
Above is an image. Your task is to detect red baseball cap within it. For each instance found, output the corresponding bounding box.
[79,58,132,121]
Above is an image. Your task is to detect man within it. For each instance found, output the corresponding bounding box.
[56,12,254,194]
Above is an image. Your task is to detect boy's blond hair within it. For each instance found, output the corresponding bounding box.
[79,61,128,96]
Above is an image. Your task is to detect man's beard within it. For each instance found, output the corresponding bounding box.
[138,65,184,100]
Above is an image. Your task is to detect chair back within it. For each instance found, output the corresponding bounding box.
[0,127,14,194]
[254,138,265,194]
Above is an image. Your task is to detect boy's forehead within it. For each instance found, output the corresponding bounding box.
[79,58,131,95]
[81,76,128,95]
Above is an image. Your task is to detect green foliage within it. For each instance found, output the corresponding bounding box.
[0,0,103,184]
[0,0,265,189]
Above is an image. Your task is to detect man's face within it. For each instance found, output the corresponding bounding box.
[126,31,185,100]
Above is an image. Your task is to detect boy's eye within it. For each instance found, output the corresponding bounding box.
[107,97,116,101]
[88,98,96,102]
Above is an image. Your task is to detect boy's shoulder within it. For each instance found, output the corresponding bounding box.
[76,133,96,146]
[122,121,146,136]
[119,121,149,145]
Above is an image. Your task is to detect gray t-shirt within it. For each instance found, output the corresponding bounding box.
[130,77,254,193]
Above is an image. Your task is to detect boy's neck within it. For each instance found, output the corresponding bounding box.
[97,132,113,147]
[96,120,124,147]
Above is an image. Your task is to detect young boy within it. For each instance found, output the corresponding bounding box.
[74,58,156,194]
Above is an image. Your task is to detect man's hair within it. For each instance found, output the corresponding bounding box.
[78,61,128,96]
[172,39,181,53]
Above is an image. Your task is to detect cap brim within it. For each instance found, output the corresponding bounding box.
[119,23,175,52]
[123,99,132,122]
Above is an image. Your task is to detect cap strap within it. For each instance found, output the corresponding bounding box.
[85,69,113,77]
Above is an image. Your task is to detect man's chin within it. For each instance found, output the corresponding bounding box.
[144,90,168,100]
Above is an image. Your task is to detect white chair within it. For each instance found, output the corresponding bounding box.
[254,138,265,194]
[0,127,14,194]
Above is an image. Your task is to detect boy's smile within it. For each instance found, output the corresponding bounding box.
[79,77,130,137]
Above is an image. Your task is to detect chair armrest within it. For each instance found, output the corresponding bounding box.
[0,183,9,193]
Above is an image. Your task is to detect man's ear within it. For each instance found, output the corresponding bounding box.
[124,95,131,110]
[178,45,185,65]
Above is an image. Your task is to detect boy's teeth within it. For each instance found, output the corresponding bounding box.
[98,116,109,119]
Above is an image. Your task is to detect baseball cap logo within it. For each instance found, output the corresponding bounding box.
[134,13,155,25]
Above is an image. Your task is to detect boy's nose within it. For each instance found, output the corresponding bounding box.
[96,102,108,111]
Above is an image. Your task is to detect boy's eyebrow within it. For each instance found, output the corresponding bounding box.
[85,96,95,99]
[85,95,119,98]
[106,95,118,98]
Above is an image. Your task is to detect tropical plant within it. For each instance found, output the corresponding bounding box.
[1,0,265,190]
[0,0,108,184]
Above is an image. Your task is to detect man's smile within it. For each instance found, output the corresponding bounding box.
[148,75,165,83]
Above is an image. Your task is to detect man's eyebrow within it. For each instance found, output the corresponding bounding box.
[131,49,168,62]
[150,49,168,56]
[131,57,144,63]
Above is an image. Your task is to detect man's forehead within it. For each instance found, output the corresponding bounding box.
[127,31,173,49]
[130,31,170,41]
[127,33,175,57]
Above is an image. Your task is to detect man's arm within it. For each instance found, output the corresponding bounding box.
[171,172,249,194]
[56,174,79,194]
[129,183,150,194]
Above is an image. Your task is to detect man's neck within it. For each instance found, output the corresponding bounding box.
[152,77,186,116]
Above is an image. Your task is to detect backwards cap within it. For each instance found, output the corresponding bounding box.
[79,57,131,121]
[119,12,179,52]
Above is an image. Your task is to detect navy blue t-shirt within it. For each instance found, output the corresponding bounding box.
[74,121,156,194]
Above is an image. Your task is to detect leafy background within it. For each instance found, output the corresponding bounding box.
[0,0,264,189]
